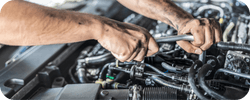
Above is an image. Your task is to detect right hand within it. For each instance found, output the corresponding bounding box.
[177,18,222,54]
[97,20,159,62]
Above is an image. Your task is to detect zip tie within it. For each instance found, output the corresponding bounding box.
[116,59,119,67]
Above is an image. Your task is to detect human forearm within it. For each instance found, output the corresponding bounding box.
[118,0,222,54]
[0,0,103,46]
[117,0,193,30]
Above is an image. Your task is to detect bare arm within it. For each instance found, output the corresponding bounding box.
[117,0,192,30]
[118,0,222,54]
[0,0,158,62]
[0,0,103,45]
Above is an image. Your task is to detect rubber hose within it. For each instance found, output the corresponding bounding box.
[188,60,209,100]
[77,68,91,83]
[69,62,77,83]
[114,72,127,82]
[80,53,114,65]
[198,64,228,99]
[145,64,172,79]
[111,83,128,89]
[151,75,191,93]
[217,42,250,53]
[161,62,188,73]
[99,63,111,80]
[98,62,137,80]
[151,76,182,90]
[214,68,250,80]
[145,64,188,82]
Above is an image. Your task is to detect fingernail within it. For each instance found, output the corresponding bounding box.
[195,49,202,54]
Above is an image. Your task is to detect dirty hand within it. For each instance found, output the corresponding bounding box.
[97,20,159,62]
[177,18,222,54]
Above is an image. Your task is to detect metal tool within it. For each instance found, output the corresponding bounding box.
[155,35,194,43]
[155,35,205,63]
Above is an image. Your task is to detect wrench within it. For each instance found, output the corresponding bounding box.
[155,35,206,63]
[155,35,194,43]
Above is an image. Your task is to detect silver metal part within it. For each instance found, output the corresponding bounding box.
[155,35,194,43]
[199,51,206,64]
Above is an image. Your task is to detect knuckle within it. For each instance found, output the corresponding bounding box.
[120,51,127,57]
[138,34,147,42]
[193,19,200,25]
[204,18,209,23]
[196,41,205,45]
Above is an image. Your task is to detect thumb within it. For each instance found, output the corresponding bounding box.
[177,40,203,54]
[146,37,159,56]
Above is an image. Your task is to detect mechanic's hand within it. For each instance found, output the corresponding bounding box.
[177,18,222,54]
[97,20,159,62]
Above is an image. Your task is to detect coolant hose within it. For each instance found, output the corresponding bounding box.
[217,42,250,53]
[198,64,228,99]
[188,60,209,100]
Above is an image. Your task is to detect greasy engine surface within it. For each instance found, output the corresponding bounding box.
[1,0,250,100]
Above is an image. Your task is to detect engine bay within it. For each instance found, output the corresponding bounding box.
[1,0,250,100]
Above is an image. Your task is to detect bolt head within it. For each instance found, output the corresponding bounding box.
[246,58,250,62]
[101,90,109,96]
[227,55,232,59]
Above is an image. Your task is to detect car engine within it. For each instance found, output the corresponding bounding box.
[0,0,250,100]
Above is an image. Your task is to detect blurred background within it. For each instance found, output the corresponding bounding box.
[1,0,250,100]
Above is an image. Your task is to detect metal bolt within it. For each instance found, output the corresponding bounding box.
[227,55,232,59]
[100,90,109,96]
[246,58,250,63]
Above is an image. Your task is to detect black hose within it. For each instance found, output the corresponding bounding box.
[161,62,188,73]
[114,72,128,82]
[198,64,228,99]
[98,62,137,80]
[73,46,94,83]
[188,60,209,100]
[69,62,77,83]
[77,68,91,83]
[78,53,114,65]
[109,66,161,76]
[88,43,102,56]
[150,75,191,93]
[145,64,172,78]
[145,64,188,82]
[214,68,250,80]
[99,63,111,80]
[217,42,250,53]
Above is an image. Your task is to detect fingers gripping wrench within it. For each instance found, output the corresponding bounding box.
[155,35,206,63]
